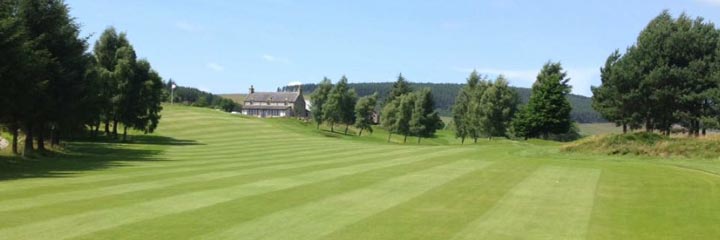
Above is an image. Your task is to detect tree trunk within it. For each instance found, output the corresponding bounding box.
[474,137,478,143]
[104,119,110,135]
[330,123,334,132]
[461,137,465,145]
[387,133,392,142]
[358,128,363,136]
[50,128,57,147]
[316,123,320,129]
[344,125,349,135]
[23,123,33,156]
[702,128,706,136]
[123,126,128,141]
[622,124,627,134]
[94,123,100,137]
[112,119,119,139]
[36,125,46,152]
[403,134,407,143]
[417,136,421,144]
[11,125,19,155]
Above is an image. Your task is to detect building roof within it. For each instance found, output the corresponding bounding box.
[243,105,293,110]
[245,92,300,103]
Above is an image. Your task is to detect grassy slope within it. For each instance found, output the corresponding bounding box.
[0,105,719,239]
[218,93,246,104]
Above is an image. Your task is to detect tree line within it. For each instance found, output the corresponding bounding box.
[0,0,165,156]
[452,62,577,143]
[310,75,444,142]
[283,81,603,123]
[592,11,720,136]
[380,75,445,143]
[165,80,238,112]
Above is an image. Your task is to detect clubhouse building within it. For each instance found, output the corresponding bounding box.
[241,85,307,118]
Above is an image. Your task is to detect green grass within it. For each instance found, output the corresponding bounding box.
[1,105,719,239]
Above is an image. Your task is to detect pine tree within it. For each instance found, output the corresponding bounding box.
[592,50,628,133]
[0,1,27,154]
[311,78,333,129]
[385,73,412,105]
[524,62,573,139]
[411,88,444,143]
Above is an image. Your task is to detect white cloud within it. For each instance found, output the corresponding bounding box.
[697,0,720,6]
[261,54,290,63]
[287,81,302,86]
[452,66,599,96]
[206,62,224,72]
[175,21,202,33]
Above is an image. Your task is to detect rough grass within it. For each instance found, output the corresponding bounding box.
[561,132,720,158]
[1,105,719,239]
[577,123,623,136]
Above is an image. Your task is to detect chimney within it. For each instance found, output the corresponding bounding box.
[297,85,302,94]
[250,85,255,94]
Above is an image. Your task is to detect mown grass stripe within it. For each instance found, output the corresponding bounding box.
[318,158,542,240]
[0,146,418,212]
[70,150,476,239]
[198,159,491,240]
[0,142,388,194]
[0,147,435,229]
[451,166,601,240]
[0,148,461,239]
[0,144,394,200]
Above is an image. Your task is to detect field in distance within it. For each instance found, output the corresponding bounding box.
[1,105,719,239]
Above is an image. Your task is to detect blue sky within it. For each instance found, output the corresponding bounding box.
[67,0,720,96]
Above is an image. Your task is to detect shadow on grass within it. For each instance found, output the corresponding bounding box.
[0,135,197,181]
[71,134,205,146]
[131,135,205,146]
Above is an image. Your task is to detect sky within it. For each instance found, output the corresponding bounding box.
[66,0,720,96]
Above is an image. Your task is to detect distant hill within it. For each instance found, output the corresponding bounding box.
[277,82,604,123]
[218,94,246,104]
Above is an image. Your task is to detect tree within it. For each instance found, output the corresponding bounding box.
[592,50,627,132]
[354,93,377,136]
[452,85,470,144]
[411,88,444,143]
[15,0,89,153]
[323,76,352,132]
[396,93,416,143]
[385,73,412,106]
[510,105,532,140]
[478,76,519,139]
[522,62,573,139]
[466,71,489,142]
[311,78,333,129]
[93,28,129,136]
[591,11,720,136]
[380,100,399,142]
[0,0,27,154]
[341,87,358,135]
